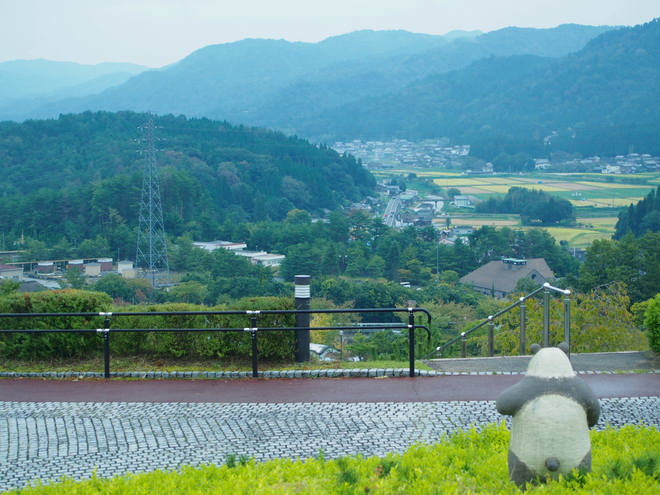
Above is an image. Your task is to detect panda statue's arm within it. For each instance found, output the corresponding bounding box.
[496,381,526,416]
[574,378,601,427]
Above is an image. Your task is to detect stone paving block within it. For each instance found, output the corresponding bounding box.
[1,382,657,491]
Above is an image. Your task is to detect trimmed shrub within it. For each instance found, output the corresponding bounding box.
[4,424,659,494]
[0,290,296,361]
[644,293,660,354]
[110,297,296,360]
[0,290,111,360]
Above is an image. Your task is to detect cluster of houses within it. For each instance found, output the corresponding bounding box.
[0,258,136,292]
[330,139,470,169]
[0,240,286,294]
[31,259,135,278]
[535,153,659,174]
[191,241,285,267]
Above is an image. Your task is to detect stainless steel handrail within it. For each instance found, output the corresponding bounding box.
[422,283,571,360]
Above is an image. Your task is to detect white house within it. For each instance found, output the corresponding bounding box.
[0,263,23,282]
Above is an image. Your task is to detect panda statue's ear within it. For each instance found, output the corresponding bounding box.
[530,344,541,355]
[558,342,570,355]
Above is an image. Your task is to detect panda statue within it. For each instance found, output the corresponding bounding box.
[496,343,600,487]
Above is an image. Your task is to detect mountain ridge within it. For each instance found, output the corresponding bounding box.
[0,25,614,125]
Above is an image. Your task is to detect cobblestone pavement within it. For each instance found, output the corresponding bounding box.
[1,397,659,491]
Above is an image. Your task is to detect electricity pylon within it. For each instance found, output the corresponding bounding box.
[135,114,171,287]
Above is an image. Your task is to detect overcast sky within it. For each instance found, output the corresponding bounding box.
[1,0,658,68]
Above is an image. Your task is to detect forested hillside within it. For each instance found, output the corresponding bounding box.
[614,186,660,239]
[2,25,612,127]
[303,19,660,158]
[0,111,374,246]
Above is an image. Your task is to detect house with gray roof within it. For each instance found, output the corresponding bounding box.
[460,258,554,298]
[0,263,23,282]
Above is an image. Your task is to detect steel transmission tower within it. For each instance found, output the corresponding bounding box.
[136,114,171,287]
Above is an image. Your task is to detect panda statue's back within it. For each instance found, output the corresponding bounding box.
[496,343,600,487]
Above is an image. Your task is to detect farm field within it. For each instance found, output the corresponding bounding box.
[434,215,619,248]
[378,168,657,247]
[421,172,658,209]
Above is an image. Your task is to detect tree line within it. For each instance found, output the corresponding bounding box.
[476,187,574,225]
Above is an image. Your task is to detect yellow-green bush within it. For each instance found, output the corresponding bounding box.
[6,424,659,494]
[470,283,648,356]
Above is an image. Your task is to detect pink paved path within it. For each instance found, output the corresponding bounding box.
[1,373,658,403]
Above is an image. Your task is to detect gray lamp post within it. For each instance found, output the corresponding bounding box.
[294,275,311,362]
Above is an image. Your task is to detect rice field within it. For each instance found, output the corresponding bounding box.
[383,168,658,247]
[433,214,619,248]
[477,184,567,193]
[576,181,642,189]
[424,174,658,208]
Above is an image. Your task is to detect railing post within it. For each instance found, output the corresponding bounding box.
[103,313,110,379]
[294,275,310,363]
[543,283,550,347]
[519,297,526,356]
[408,309,415,377]
[488,316,494,357]
[564,290,571,356]
[339,330,343,361]
[251,314,258,378]
[461,332,466,358]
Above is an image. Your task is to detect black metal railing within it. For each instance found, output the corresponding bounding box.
[0,307,431,378]
[422,283,571,360]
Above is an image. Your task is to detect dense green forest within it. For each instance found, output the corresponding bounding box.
[0,111,374,245]
[614,186,660,239]
[303,19,660,159]
[476,187,574,225]
[12,205,582,316]
[575,231,660,304]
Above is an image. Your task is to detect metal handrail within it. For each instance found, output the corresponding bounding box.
[422,283,571,360]
[0,307,432,379]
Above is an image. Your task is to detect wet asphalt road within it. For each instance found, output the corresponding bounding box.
[1,373,658,403]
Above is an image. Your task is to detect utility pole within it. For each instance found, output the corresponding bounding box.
[135,114,171,287]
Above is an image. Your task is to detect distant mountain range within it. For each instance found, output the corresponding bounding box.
[304,19,660,158]
[0,60,149,119]
[0,24,613,128]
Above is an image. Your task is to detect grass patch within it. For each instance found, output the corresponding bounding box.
[5,424,658,494]
[0,356,434,375]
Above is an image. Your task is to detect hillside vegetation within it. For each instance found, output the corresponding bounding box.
[1,25,613,126]
[304,19,660,158]
[0,111,374,243]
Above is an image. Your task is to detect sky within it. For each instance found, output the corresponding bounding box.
[1,0,658,68]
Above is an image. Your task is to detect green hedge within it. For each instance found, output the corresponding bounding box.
[109,297,296,361]
[5,424,659,494]
[0,291,296,361]
[0,290,111,360]
[645,293,660,354]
